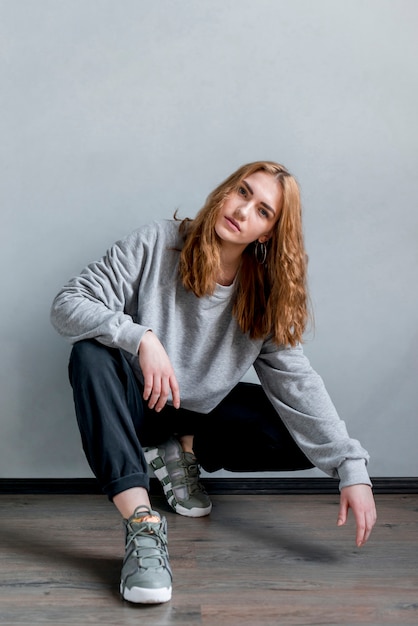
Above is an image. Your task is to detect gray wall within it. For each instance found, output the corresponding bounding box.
[1,0,417,479]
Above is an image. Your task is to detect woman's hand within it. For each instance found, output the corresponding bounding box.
[138,331,180,412]
[337,484,377,547]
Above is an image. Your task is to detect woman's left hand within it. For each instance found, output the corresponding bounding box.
[337,484,377,547]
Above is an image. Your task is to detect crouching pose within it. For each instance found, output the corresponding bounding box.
[50,160,376,604]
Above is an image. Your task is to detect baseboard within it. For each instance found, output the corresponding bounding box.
[0,477,417,495]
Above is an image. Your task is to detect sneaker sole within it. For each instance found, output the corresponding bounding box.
[173,501,212,517]
[144,447,212,518]
[121,582,172,604]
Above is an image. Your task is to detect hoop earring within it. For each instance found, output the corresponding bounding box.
[254,240,267,265]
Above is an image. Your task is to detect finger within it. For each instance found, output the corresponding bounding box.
[358,509,377,546]
[142,373,154,402]
[154,378,170,413]
[355,517,367,547]
[362,526,372,546]
[337,498,348,527]
[354,511,374,547]
[147,378,162,410]
[170,375,181,409]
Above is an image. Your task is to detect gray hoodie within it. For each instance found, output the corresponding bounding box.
[51,219,371,490]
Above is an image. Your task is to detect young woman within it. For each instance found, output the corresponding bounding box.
[50,161,376,605]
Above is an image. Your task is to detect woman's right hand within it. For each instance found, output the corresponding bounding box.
[138,331,180,412]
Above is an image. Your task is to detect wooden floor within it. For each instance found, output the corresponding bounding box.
[0,494,417,626]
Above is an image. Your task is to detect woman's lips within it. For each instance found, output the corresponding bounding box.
[225,216,241,232]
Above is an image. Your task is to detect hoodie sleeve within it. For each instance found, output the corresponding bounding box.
[254,338,372,490]
[50,226,155,356]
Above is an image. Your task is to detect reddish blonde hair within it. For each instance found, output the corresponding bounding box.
[178,161,309,346]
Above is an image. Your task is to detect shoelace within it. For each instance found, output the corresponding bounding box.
[126,520,168,567]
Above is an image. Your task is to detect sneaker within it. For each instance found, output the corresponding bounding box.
[120,505,172,604]
[144,437,212,518]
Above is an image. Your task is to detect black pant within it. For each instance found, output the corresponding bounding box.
[69,339,313,500]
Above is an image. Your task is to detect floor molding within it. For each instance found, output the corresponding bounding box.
[0,477,417,495]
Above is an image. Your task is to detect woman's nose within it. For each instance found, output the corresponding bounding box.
[234,202,250,219]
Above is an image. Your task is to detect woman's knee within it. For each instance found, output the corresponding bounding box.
[69,339,116,382]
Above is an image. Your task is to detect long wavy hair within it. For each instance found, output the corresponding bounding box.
[178,161,310,346]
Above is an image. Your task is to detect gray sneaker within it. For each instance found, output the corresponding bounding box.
[144,437,212,518]
[120,505,172,604]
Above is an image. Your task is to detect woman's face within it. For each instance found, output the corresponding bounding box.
[214,170,282,249]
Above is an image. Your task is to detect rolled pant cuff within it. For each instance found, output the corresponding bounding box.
[104,472,150,501]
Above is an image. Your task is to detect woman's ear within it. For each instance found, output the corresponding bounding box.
[258,233,272,244]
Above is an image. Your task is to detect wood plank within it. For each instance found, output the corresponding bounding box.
[0,494,417,625]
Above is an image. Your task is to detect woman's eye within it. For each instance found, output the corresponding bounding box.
[259,207,268,217]
[238,186,246,196]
